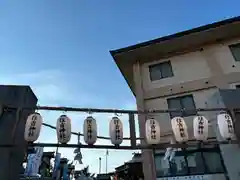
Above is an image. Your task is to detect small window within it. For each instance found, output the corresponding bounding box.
[167,95,196,118]
[154,145,225,178]
[236,84,240,89]
[229,43,240,61]
[149,61,173,81]
[155,156,170,177]
[187,152,205,175]
[203,152,224,173]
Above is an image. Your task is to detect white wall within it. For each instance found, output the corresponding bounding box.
[140,38,240,92]
[136,37,240,180]
[215,39,240,74]
[141,51,212,91]
[140,38,240,141]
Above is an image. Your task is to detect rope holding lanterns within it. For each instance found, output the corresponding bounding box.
[24,112,43,143]
[21,105,240,148]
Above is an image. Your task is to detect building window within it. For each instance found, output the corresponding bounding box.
[203,152,224,173]
[154,145,226,178]
[229,43,240,61]
[236,84,240,89]
[149,61,173,81]
[167,95,196,118]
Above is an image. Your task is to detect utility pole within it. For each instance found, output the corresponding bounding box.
[105,149,109,173]
[99,157,101,174]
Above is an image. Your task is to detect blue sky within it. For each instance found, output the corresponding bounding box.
[0,0,239,174]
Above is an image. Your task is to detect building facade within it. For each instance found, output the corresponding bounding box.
[110,17,240,180]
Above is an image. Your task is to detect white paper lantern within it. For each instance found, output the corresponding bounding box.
[83,116,97,145]
[145,118,161,145]
[56,115,71,144]
[109,117,123,145]
[217,113,235,140]
[171,117,189,143]
[24,112,43,142]
[193,116,209,141]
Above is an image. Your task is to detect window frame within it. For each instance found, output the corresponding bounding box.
[229,43,240,62]
[236,84,240,89]
[149,61,174,81]
[167,95,197,118]
[154,145,227,178]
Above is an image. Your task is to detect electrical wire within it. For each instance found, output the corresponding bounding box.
[42,122,143,140]
[3,105,240,114]
[0,140,237,149]
[4,105,237,150]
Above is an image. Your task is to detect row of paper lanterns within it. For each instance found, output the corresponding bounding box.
[24,112,235,145]
[146,112,235,144]
[24,113,124,145]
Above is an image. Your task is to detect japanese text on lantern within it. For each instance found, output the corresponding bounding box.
[87,119,92,139]
[177,118,185,138]
[59,117,66,140]
[28,115,37,137]
[225,114,234,133]
[150,119,156,140]
[114,119,120,140]
[198,116,204,134]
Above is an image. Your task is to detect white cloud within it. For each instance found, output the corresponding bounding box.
[0,69,106,106]
[0,69,66,103]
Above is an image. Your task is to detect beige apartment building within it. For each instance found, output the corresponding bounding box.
[111,17,240,180]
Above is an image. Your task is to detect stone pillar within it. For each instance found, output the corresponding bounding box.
[133,62,156,180]
[0,85,38,180]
